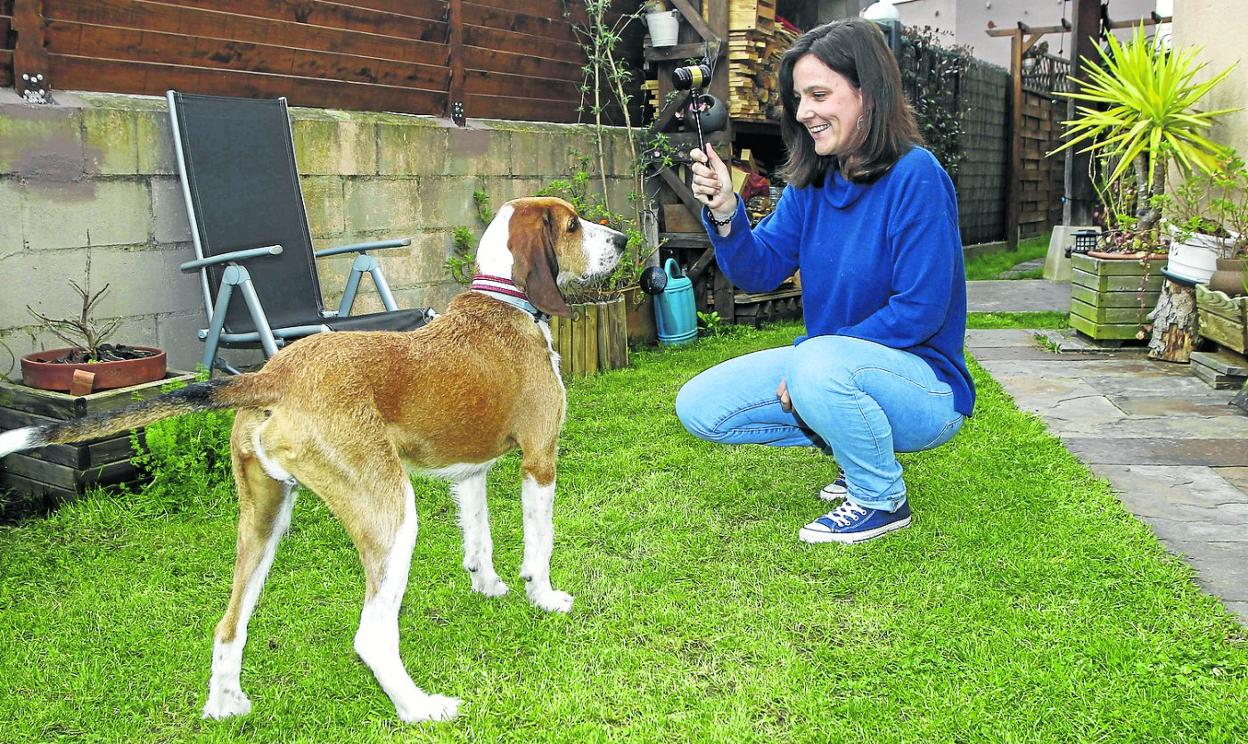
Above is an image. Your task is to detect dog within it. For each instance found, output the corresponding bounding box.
[0,196,626,723]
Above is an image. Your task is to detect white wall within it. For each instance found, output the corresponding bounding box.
[1172,0,1248,156]
[891,0,1161,68]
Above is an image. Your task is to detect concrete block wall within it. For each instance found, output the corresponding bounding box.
[0,90,637,375]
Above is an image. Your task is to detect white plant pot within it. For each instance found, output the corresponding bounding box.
[646,11,680,47]
[1167,237,1222,284]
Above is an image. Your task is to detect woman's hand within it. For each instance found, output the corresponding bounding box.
[776,379,792,412]
[690,143,736,220]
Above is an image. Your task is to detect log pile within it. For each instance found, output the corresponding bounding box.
[644,1,799,123]
[727,1,796,121]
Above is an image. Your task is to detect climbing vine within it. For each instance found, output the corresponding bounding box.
[898,25,973,178]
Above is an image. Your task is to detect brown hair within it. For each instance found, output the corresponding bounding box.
[778,17,922,187]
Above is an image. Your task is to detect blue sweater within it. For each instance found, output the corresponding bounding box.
[705,147,975,416]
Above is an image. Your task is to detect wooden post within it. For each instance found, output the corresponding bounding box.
[13,0,52,103]
[1006,27,1023,248]
[1064,0,1102,227]
[596,301,610,370]
[704,0,730,146]
[445,0,464,125]
[582,304,598,375]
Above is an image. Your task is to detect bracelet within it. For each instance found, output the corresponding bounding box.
[704,198,737,227]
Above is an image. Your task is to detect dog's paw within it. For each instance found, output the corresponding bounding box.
[202,688,252,719]
[528,588,574,613]
[398,694,461,723]
[471,573,509,597]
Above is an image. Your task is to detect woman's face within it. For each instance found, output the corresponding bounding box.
[792,53,865,157]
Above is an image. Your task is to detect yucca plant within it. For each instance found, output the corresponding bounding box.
[1050,25,1238,231]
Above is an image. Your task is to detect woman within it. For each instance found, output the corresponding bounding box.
[675,17,974,544]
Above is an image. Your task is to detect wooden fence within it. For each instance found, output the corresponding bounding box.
[1,0,13,89]
[0,0,638,124]
[1016,89,1065,237]
[1018,52,1069,237]
[954,60,1009,246]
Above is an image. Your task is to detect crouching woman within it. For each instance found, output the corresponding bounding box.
[675,17,974,544]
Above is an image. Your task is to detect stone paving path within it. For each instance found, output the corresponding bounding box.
[967,280,1248,624]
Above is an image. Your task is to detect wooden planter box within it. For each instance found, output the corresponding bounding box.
[1069,253,1165,341]
[619,285,657,347]
[1195,284,1248,355]
[0,370,197,520]
[548,295,629,377]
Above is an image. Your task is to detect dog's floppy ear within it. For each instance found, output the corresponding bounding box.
[509,203,572,318]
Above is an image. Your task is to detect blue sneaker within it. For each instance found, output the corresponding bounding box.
[799,498,912,544]
[818,471,848,501]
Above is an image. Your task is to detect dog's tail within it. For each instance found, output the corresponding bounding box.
[0,374,278,458]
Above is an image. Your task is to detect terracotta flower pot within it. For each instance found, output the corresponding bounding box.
[1207,257,1247,297]
[20,347,168,393]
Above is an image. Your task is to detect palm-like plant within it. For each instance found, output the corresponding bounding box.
[1051,25,1238,230]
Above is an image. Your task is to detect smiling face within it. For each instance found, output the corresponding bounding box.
[792,53,865,158]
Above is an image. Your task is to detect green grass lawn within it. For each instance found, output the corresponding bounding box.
[1,322,1244,742]
[965,232,1052,281]
[967,310,1068,330]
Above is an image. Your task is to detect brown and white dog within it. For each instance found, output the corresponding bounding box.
[0,196,625,723]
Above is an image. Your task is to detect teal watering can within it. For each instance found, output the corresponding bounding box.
[651,258,697,345]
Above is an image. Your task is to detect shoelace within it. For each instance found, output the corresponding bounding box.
[826,499,868,527]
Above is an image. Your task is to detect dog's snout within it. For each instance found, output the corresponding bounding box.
[607,227,627,254]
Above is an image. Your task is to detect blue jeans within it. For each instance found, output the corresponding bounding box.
[675,335,964,511]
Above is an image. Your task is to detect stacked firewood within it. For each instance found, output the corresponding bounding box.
[643,1,800,122]
[643,77,660,115]
[727,0,797,121]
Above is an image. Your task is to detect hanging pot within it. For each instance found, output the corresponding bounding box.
[645,11,680,47]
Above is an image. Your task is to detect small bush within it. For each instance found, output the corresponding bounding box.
[128,376,235,516]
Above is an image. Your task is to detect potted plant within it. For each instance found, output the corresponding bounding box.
[1050,26,1238,356]
[536,170,656,376]
[1052,25,1237,237]
[21,280,167,394]
[2,281,193,516]
[1164,149,1248,290]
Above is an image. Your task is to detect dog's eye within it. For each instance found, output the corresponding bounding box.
[567,218,578,232]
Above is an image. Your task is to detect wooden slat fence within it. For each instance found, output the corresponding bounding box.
[1016,90,1065,237]
[1018,52,1068,237]
[0,0,12,89]
[1,0,627,123]
[955,60,1009,246]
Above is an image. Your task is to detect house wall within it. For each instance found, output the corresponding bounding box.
[892,0,1160,68]
[1172,0,1248,156]
[0,90,635,376]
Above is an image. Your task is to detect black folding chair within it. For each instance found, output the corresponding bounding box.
[167,91,433,373]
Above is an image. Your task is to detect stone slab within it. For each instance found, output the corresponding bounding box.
[1113,394,1248,417]
[970,346,1064,361]
[1191,349,1248,376]
[965,328,1045,348]
[1036,328,1147,354]
[1215,467,1248,493]
[1088,464,1248,511]
[1057,415,1248,439]
[966,279,1071,313]
[1061,438,1248,467]
[1154,540,1248,605]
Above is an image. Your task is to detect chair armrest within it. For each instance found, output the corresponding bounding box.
[179,244,284,273]
[314,237,411,258]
